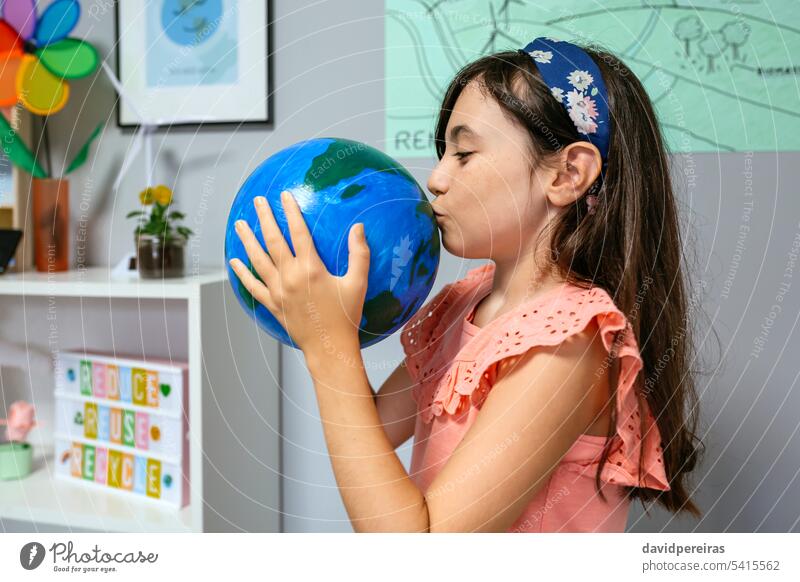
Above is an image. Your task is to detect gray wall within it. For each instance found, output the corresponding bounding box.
[24,1,800,532]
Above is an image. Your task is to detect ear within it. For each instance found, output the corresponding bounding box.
[546,141,602,208]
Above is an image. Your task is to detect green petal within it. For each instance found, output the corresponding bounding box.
[36,39,99,79]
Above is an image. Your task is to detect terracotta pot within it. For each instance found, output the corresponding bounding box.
[31,178,69,272]
[136,234,186,279]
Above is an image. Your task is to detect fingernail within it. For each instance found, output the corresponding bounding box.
[281,190,291,201]
[235,220,245,230]
[254,196,265,207]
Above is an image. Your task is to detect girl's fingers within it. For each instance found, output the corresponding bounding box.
[253,195,294,266]
[279,190,320,264]
[228,258,278,313]
[234,219,278,286]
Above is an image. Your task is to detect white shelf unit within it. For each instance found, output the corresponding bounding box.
[0,267,281,532]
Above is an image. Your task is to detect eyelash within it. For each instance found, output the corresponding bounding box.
[453,151,473,161]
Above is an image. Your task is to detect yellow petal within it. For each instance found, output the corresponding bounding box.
[139,187,154,205]
[153,185,172,205]
[16,54,69,115]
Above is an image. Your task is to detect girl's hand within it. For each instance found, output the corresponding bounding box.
[228,191,370,356]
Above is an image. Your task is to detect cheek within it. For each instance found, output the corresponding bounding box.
[440,156,538,252]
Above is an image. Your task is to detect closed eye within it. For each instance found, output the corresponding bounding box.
[453,151,473,161]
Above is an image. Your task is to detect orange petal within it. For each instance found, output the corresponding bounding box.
[16,55,69,115]
[0,55,22,106]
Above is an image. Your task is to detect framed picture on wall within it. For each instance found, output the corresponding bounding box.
[115,0,272,128]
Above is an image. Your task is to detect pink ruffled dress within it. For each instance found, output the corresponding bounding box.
[399,262,670,532]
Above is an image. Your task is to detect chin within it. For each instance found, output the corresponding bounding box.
[439,229,487,259]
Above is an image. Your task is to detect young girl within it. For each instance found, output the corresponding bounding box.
[229,37,703,532]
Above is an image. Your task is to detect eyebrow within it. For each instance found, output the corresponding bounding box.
[448,124,480,142]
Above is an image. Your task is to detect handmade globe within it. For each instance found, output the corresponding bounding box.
[225,137,441,349]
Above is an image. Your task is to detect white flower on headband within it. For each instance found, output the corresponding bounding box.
[566,89,599,134]
[550,87,565,103]
[528,49,552,63]
[567,69,594,92]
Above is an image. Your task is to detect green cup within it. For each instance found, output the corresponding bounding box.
[0,442,33,480]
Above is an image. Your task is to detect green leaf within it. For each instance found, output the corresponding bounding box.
[64,122,103,175]
[36,39,99,80]
[126,210,145,218]
[0,113,47,178]
[591,87,598,96]
[168,211,186,220]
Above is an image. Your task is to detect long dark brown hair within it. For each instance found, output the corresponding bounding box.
[433,44,708,518]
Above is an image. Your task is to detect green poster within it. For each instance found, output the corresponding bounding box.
[386,0,799,158]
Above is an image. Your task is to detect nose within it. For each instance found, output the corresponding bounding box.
[427,160,449,198]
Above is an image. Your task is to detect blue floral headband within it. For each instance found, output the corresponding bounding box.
[519,37,611,214]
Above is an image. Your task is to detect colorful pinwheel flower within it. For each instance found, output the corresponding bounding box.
[0,0,99,115]
[0,0,102,178]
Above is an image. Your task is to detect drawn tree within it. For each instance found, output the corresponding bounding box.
[721,20,751,61]
[698,31,727,73]
[674,15,704,57]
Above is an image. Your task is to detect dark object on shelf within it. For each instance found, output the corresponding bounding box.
[136,234,186,279]
[0,229,23,274]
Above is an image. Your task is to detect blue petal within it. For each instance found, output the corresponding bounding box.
[34,0,80,46]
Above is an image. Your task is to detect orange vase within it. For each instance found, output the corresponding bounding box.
[31,178,69,272]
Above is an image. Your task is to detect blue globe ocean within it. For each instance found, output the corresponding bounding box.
[225,138,441,349]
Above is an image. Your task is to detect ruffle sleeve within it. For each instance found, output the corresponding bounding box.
[399,283,454,379]
[399,264,491,400]
[413,284,671,492]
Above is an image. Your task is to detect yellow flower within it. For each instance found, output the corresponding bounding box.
[153,185,173,206]
[139,187,155,205]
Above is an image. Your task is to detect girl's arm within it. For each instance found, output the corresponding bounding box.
[304,347,427,532]
[229,191,424,530]
[374,360,417,450]
[303,317,609,533]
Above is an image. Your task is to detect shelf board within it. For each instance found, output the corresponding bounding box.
[0,450,194,532]
[0,266,227,299]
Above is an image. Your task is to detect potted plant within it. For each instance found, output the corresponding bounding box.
[0,400,37,480]
[127,184,194,279]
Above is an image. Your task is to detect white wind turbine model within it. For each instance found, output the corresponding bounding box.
[100,61,214,278]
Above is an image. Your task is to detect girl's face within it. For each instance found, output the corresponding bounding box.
[427,79,554,261]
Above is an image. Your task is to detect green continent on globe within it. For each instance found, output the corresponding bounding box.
[358,290,405,345]
[303,139,418,193]
[340,184,365,199]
